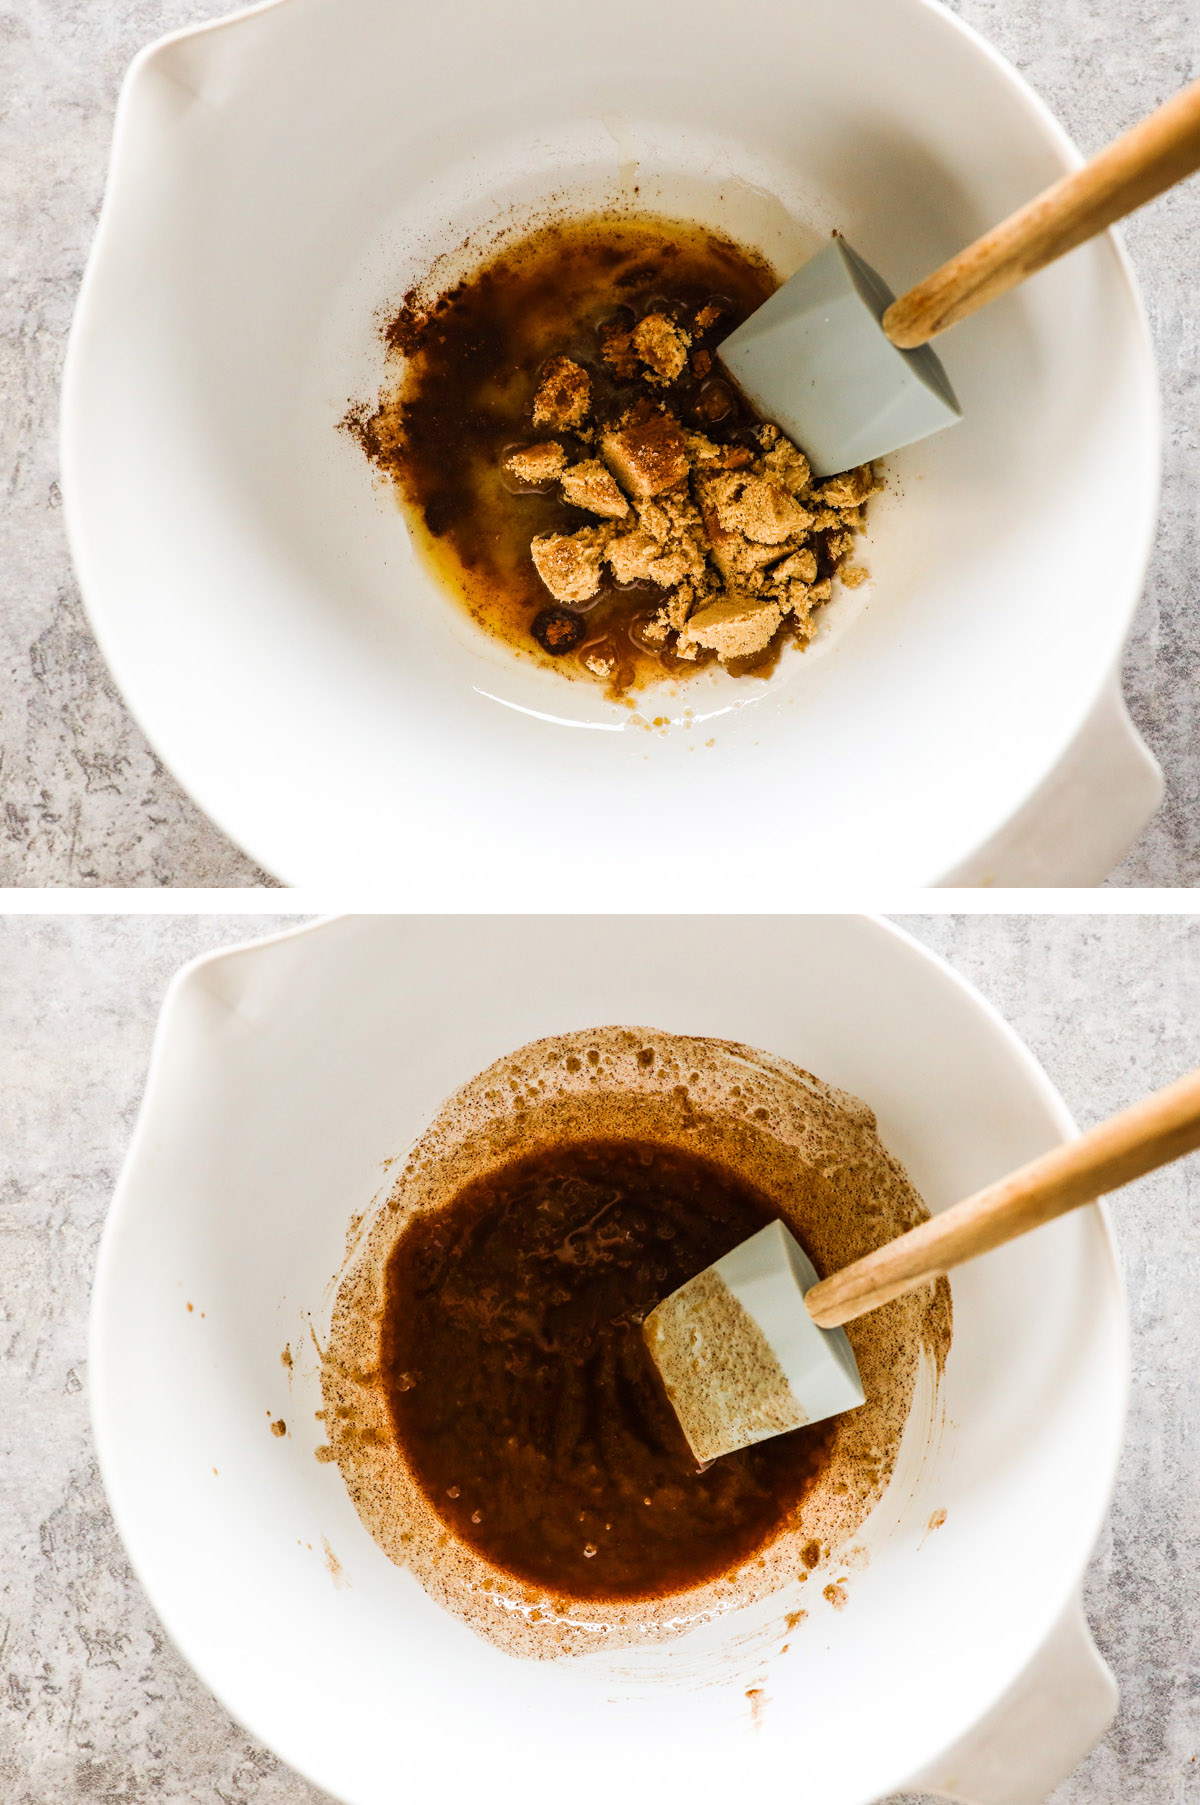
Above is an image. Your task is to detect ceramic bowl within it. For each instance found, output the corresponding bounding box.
[61,0,1163,893]
[90,916,1127,1805]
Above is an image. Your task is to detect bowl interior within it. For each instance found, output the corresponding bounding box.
[63,0,1157,891]
[91,916,1126,1805]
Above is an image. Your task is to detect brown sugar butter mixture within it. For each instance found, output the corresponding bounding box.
[320,1028,951,1659]
[381,1138,837,1600]
[348,214,878,690]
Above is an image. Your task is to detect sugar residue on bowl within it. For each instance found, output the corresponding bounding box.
[344,214,878,692]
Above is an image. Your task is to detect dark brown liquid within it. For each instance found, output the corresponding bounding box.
[381,1139,837,1601]
[354,215,778,689]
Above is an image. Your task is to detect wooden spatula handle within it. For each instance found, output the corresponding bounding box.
[883,78,1200,349]
[806,1066,1200,1329]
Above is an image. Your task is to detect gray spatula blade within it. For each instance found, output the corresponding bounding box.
[644,1220,865,1461]
[717,238,962,478]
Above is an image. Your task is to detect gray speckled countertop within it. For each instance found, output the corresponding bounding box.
[1,0,1198,886]
[2,912,1198,1801]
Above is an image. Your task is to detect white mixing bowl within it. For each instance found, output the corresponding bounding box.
[61,0,1162,893]
[90,916,1127,1805]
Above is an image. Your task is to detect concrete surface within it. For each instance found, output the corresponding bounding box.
[0,0,1198,885]
[1,912,1198,1802]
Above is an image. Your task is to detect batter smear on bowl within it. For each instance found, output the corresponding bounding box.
[381,1139,837,1599]
[347,215,879,690]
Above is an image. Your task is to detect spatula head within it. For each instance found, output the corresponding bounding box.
[717,238,962,478]
[644,1219,865,1463]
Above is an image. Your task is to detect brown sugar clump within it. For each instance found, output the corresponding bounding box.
[715,474,812,545]
[607,487,710,589]
[685,431,756,475]
[641,585,698,648]
[589,396,873,666]
[559,459,631,519]
[813,465,878,509]
[607,529,676,587]
[599,321,640,379]
[757,424,812,495]
[355,212,884,688]
[659,586,697,633]
[678,595,783,662]
[694,478,783,582]
[504,441,566,485]
[632,312,691,383]
[639,489,709,572]
[600,405,691,501]
[530,525,612,603]
[771,547,818,586]
[608,533,694,590]
[588,390,873,667]
[531,356,592,430]
[823,529,856,565]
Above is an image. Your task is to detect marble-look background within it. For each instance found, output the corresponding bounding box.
[1,912,1198,1802]
[1,0,1199,885]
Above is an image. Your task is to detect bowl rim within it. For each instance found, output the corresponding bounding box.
[88,912,1130,1804]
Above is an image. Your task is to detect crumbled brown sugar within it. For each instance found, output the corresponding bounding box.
[559,459,631,519]
[600,405,692,501]
[813,465,877,508]
[757,425,811,490]
[694,476,784,580]
[642,585,697,647]
[631,311,691,383]
[606,487,711,591]
[503,441,567,486]
[720,474,812,544]
[823,529,856,564]
[772,547,818,586]
[598,321,639,378]
[608,528,691,588]
[352,214,881,688]
[530,524,612,603]
[531,355,592,430]
[499,303,880,674]
[531,382,877,670]
[679,596,783,662]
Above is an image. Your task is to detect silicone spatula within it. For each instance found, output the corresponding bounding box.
[716,79,1200,476]
[645,1064,1200,1462]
